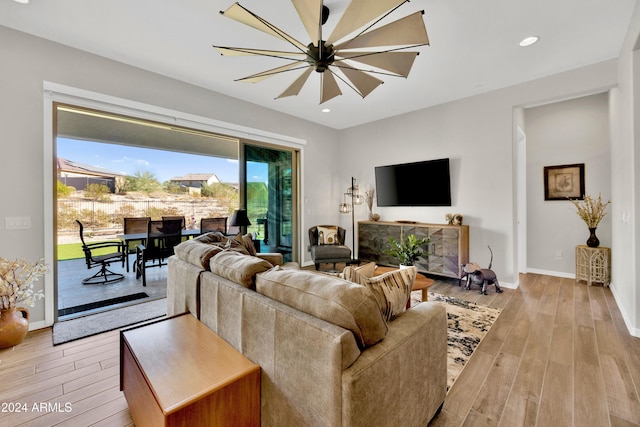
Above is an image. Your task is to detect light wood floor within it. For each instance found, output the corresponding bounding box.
[1,273,639,426]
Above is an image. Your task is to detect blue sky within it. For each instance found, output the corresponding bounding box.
[58,138,243,183]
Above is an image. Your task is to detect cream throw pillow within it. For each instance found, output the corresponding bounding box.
[317,226,338,245]
[343,266,417,322]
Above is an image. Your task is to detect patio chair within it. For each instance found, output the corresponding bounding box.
[162,215,185,229]
[76,220,126,285]
[123,217,150,272]
[135,219,183,286]
[200,217,227,234]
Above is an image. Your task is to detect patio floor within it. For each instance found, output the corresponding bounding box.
[57,255,167,320]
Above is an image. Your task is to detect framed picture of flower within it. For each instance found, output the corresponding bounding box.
[544,163,585,200]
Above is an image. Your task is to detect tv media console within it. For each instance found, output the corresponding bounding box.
[358,220,469,279]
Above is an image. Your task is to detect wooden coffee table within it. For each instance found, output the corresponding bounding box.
[120,313,260,427]
[374,266,435,307]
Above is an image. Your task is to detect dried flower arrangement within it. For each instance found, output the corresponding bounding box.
[0,257,47,310]
[364,188,375,211]
[569,193,610,229]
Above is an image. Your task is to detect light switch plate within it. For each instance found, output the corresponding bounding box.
[5,216,32,230]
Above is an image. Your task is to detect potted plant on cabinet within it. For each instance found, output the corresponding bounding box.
[384,234,430,267]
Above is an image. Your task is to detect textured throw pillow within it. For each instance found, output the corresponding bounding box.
[339,262,376,280]
[194,231,227,244]
[209,250,273,288]
[256,266,388,348]
[343,266,417,322]
[317,226,338,245]
[238,233,257,256]
[173,239,224,270]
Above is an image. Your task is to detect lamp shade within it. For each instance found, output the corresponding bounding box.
[230,209,251,227]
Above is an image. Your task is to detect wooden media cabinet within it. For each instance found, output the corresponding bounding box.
[358,220,469,279]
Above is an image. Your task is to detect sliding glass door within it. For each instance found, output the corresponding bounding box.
[245,145,297,262]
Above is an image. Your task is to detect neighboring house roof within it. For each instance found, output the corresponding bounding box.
[170,173,221,184]
[57,158,124,178]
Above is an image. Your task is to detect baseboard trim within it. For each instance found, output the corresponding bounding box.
[609,282,640,338]
[526,268,575,279]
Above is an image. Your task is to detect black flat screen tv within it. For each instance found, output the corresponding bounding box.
[375,158,452,206]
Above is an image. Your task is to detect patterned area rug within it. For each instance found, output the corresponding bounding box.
[411,291,501,390]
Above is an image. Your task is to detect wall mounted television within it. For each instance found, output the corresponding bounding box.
[375,158,452,206]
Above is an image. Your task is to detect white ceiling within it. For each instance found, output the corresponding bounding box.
[0,0,636,129]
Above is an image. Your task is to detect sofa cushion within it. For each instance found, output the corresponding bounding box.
[255,266,388,348]
[317,225,338,245]
[343,266,416,322]
[173,239,224,270]
[209,250,273,289]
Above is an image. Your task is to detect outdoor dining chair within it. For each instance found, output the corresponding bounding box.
[134,219,183,286]
[76,220,126,285]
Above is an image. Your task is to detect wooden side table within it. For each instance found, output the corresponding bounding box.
[120,313,260,427]
[575,245,610,287]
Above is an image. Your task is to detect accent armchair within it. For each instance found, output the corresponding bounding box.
[308,225,352,270]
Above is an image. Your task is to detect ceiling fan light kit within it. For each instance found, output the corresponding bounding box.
[213,0,430,104]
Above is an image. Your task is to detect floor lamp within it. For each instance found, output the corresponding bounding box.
[339,177,363,264]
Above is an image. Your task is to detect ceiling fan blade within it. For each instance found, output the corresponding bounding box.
[338,66,383,98]
[277,67,314,98]
[214,46,306,60]
[292,0,323,45]
[336,51,418,77]
[237,61,308,83]
[335,11,429,50]
[327,0,406,45]
[220,3,307,51]
[320,71,342,104]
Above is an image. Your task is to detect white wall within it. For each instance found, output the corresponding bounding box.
[0,26,341,326]
[525,93,611,275]
[612,1,640,335]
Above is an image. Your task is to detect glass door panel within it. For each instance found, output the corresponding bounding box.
[245,145,296,262]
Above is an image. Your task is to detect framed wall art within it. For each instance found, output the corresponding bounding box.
[543,163,585,200]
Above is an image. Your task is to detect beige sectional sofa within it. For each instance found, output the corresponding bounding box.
[166,233,447,427]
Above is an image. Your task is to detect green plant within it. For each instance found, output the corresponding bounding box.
[84,183,111,201]
[56,180,74,198]
[384,234,430,266]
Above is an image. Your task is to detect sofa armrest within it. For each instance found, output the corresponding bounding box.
[342,302,447,426]
[257,252,283,266]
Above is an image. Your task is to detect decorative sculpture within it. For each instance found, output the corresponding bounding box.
[459,246,503,295]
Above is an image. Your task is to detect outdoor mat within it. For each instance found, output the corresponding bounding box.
[57,292,149,317]
[53,297,166,345]
[412,291,502,390]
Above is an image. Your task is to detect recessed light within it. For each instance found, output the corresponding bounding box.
[13,0,30,4]
[519,36,539,47]
[321,108,331,113]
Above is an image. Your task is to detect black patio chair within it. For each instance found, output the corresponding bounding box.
[76,220,126,285]
[135,219,183,286]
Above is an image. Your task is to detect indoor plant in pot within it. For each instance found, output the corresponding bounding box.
[384,234,430,267]
[0,257,47,349]
[569,193,610,247]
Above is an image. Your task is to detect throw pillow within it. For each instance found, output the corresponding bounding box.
[234,233,257,256]
[173,239,224,270]
[256,266,388,348]
[343,266,417,322]
[209,250,273,289]
[339,261,376,280]
[317,226,338,245]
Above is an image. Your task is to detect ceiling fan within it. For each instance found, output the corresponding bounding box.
[213,0,430,104]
